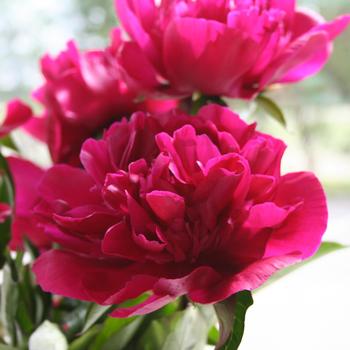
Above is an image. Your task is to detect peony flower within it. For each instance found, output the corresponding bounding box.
[25,29,177,165]
[8,157,51,250]
[115,0,350,98]
[0,100,33,229]
[33,105,327,317]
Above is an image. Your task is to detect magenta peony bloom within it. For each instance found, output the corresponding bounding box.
[25,30,178,165]
[0,99,32,138]
[115,0,350,98]
[33,105,327,316]
[7,157,51,250]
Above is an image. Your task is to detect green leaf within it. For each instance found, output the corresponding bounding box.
[256,95,286,127]
[0,265,20,346]
[259,241,347,291]
[208,326,220,346]
[99,317,143,350]
[81,304,112,333]
[0,152,14,268]
[0,136,18,152]
[69,326,100,350]
[161,305,215,350]
[89,317,138,350]
[0,345,19,350]
[214,291,253,350]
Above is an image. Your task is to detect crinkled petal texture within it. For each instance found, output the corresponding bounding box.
[115,0,350,98]
[33,105,327,317]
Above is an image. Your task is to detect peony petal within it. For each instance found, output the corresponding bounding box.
[264,31,330,84]
[102,222,145,261]
[8,157,50,250]
[146,190,185,222]
[80,139,113,185]
[0,100,32,137]
[115,0,160,67]
[163,18,259,96]
[241,133,286,177]
[244,202,290,229]
[265,172,328,259]
[316,14,350,41]
[39,165,100,207]
[33,250,129,301]
[111,294,174,318]
[188,253,301,303]
[53,209,118,238]
[197,104,256,147]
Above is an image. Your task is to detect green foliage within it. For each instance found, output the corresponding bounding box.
[256,95,286,127]
[0,153,14,268]
[214,291,254,350]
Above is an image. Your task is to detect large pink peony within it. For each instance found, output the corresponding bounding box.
[115,0,350,98]
[33,105,327,316]
[25,30,177,165]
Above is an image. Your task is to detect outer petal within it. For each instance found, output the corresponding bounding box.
[38,165,100,207]
[0,100,32,137]
[102,222,146,261]
[8,157,50,250]
[115,0,160,67]
[263,31,330,84]
[197,104,256,147]
[265,172,328,259]
[316,15,350,41]
[80,139,113,185]
[163,18,259,96]
[34,249,167,309]
[23,115,48,143]
[189,254,301,303]
[33,250,123,301]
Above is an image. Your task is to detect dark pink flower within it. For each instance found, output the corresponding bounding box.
[0,101,34,231]
[0,99,32,138]
[115,0,350,98]
[8,157,51,250]
[25,30,177,165]
[33,105,327,316]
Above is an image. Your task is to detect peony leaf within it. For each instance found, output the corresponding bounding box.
[258,241,347,291]
[208,326,220,345]
[81,304,112,333]
[96,317,143,350]
[0,265,20,346]
[161,305,215,350]
[88,316,139,350]
[0,153,14,268]
[0,345,19,350]
[214,291,253,350]
[256,95,286,127]
[0,136,18,152]
[68,326,100,350]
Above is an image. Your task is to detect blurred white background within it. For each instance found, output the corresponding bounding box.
[1,0,350,349]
